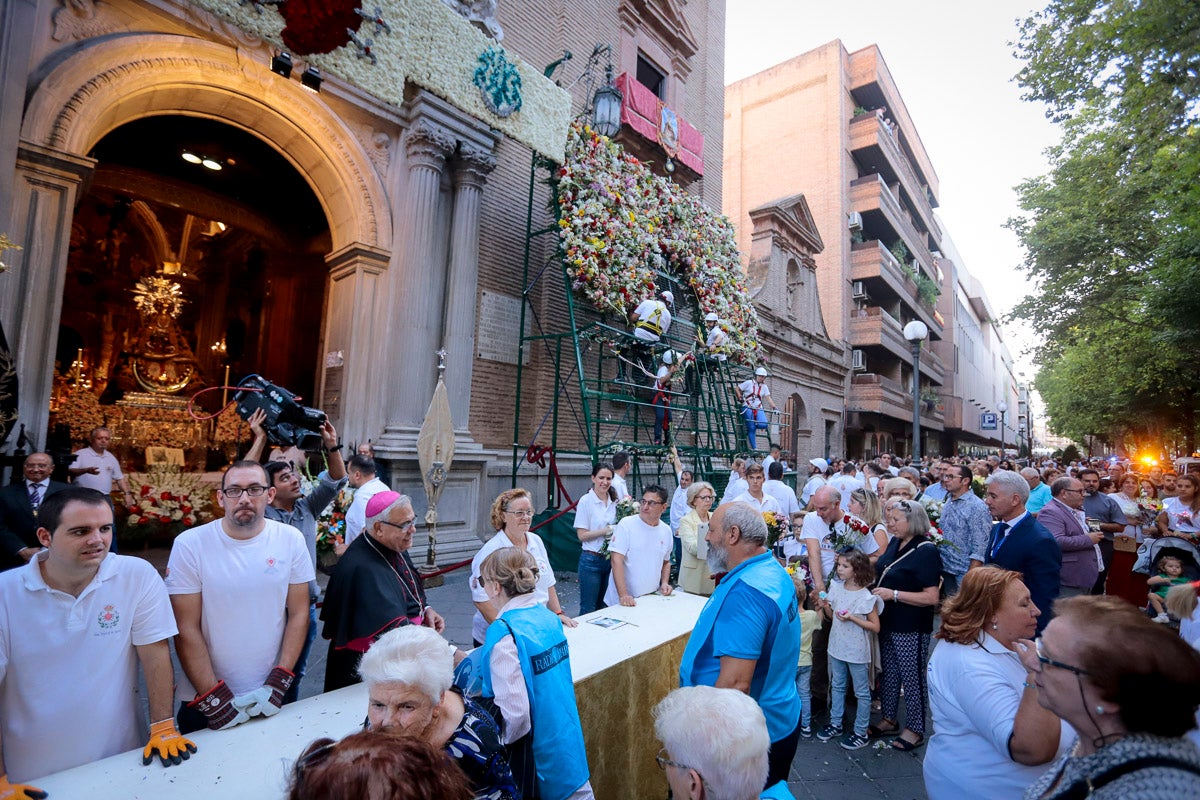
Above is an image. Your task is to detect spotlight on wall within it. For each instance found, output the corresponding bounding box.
[301,65,323,93]
[271,51,293,79]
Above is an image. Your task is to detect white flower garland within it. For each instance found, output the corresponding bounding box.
[188,0,571,161]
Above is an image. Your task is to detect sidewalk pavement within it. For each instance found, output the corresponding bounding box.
[136,547,928,799]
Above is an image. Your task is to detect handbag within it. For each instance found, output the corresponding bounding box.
[1113,534,1139,553]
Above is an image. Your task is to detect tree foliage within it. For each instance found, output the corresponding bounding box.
[1010,0,1200,451]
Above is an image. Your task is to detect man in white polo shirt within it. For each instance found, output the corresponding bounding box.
[166,461,312,734]
[0,487,192,789]
[68,427,134,508]
[605,486,674,607]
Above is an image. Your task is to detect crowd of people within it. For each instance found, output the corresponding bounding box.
[3,429,1200,799]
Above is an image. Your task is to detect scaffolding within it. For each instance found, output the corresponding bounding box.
[510,155,777,500]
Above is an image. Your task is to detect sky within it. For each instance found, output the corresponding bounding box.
[724,0,1061,374]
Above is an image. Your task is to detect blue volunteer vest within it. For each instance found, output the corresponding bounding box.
[481,605,590,800]
[679,551,801,741]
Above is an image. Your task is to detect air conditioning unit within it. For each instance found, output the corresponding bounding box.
[851,349,866,371]
[847,211,863,231]
[852,280,867,299]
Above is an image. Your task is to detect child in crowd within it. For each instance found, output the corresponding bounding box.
[791,569,821,738]
[1166,580,1200,650]
[817,549,881,750]
[1148,554,1191,622]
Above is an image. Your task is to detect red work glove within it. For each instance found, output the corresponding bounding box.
[237,666,294,718]
[189,680,250,731]
[0,774,47,799]
[142,718,197,767]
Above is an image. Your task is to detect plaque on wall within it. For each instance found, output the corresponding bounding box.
[477,291,530,365]
[323,365,343,418]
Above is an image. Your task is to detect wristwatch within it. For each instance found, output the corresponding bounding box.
[893,589,899,602]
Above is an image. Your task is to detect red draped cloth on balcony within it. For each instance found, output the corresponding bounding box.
[616,73,704,175]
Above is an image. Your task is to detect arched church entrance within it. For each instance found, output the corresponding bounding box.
[11,33,392,456]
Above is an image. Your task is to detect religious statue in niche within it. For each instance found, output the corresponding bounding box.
[126,276,199,394]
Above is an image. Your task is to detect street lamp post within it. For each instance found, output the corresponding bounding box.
[997,401,1008,458]
[903,320,929,461]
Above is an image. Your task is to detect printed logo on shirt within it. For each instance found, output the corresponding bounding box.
[265,556,279,574]
[97,604,121,629]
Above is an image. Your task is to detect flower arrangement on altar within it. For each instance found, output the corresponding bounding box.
[920,497,944,525]
[556,123,762,364]
[58,385,105,444]
[126,465,209,541]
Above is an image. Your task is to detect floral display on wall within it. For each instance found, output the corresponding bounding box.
[556,124,761,364]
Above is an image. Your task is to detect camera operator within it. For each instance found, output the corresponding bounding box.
[244,408,346,702]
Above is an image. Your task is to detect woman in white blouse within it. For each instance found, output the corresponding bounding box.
[574,463,617,615]
[924,567,1072,800]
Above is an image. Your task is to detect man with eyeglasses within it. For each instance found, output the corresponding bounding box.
[319,491,449,691]
[937,462,991,598]
[247,411,346,702]
[166,461,314,734]
[1039,477,1103,598]
[605,487,674,607]
[0,452,69,570]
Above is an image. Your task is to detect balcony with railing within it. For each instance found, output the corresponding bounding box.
[849,174,936,273]
[848,112,939,239]
[850,306,946,386]
[849,372,945,430]
[850,240,943,336]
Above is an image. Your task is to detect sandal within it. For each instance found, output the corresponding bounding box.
[867,722,900,739]
[890,735,925,752]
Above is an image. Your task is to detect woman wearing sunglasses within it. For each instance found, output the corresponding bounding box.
[1017,595,1200,799]
[469,488,576,647]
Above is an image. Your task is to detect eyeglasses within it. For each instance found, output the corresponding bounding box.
[1034,637,1089,676]
[1061,488,1084,494]
[379,519,417,532]
[656,749,710,793]
[640,499,664,507]
[220,485,269,498]
[696,494,715,501]
[505,509,534,518]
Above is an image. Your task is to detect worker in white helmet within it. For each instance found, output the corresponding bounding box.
[735,367,778,451]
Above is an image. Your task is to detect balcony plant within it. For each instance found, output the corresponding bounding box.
[915,273,941,307]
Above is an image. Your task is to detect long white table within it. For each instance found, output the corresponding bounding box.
[35,592,707,798]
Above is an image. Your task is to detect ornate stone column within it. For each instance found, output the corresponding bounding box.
[442,145,496,431]
[389,120,457,432]
[2,142,95,448]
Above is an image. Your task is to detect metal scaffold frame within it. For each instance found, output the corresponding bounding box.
[510,153,772,501]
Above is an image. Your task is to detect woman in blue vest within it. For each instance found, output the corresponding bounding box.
[480,548,595,800]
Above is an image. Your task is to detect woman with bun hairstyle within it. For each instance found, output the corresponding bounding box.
[479,548,595,800]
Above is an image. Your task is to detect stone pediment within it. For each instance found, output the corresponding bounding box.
[748,193,824,257]
[621,0,699,61]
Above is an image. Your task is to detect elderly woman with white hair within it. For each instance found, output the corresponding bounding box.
[677,480,717,595]
[653,685,795,800]
[359,626,519,800]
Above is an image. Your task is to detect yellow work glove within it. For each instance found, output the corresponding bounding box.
[0,774,47,799]
[142,718,198,767]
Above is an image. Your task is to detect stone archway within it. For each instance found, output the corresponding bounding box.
[8,32,393,444]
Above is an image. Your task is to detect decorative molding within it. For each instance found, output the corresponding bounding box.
[454,144,496,188]
[26,37,388,249]
[747,193,825,257]
[440,0,504,42]
[404,119,457,171]
[51,0,121,42]
[350,123,392,176]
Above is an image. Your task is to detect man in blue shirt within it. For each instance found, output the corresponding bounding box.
[679,501,800,788]
[1023,467,1052,515]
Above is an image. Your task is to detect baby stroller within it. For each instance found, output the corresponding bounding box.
[1132,536,1200,620]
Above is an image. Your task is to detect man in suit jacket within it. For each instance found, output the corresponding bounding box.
[982,469,1062,633]
[0,453,69,569]
[1037,477,1104,597]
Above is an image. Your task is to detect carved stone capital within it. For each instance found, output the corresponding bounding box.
[454,145,497,188]
[404,120,456,172]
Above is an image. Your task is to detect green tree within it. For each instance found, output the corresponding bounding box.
[1010,0,1200,450]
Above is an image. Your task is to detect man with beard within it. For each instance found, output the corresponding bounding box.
[167,461,313,734]
[320,491,448,691]
[679,502,800,789]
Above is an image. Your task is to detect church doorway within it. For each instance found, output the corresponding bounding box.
[51,115,330,458]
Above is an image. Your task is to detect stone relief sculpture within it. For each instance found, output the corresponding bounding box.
[440,0,504,41]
